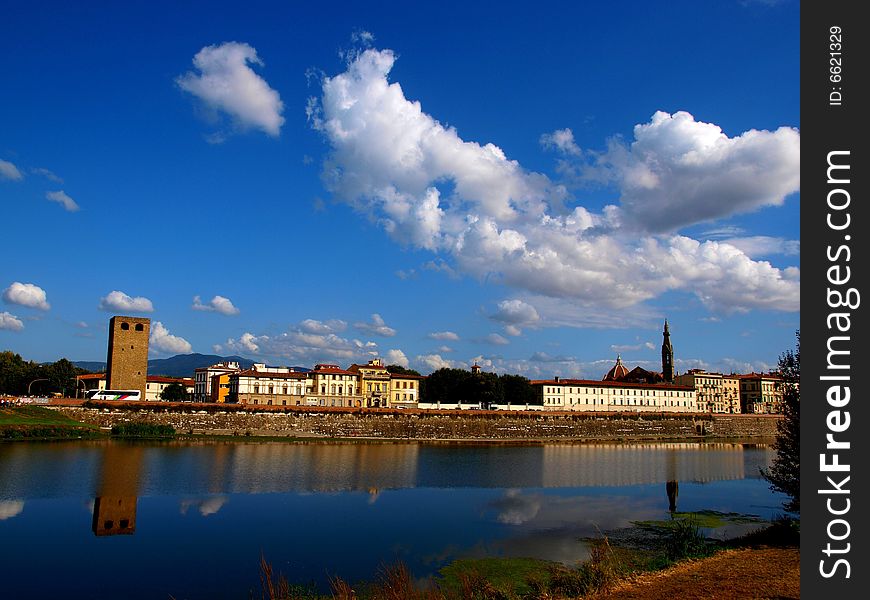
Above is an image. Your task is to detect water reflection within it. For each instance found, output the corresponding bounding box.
[92,444,143,536]
[0,440,781,600]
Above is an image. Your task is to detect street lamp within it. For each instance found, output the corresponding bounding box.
[27,378,49,396]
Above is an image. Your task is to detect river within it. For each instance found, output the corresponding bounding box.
[0,439,785,599]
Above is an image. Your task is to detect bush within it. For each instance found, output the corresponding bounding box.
[665,518,712,561]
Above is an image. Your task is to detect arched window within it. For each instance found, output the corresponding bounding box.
[135,323,144,331]
[121,322,130,330]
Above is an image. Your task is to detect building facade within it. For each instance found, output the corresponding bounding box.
[348,359,391,407]
[674,369,741,413]
[389,373,423,409]
[194,361,241,402]
[105,316,150,397]
[739,373,784,414]
[531,378,697,412]
[77,373,193,401]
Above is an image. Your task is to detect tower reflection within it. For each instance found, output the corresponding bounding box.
[92,444,143,536]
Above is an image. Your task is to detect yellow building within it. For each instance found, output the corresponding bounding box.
[739,373,784,414]
[210,373,231,403]
[348,358,391,407]
[389,373,424,409]
[674,369,741,413]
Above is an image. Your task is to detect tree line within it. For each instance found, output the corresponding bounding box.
[419,368,536,407]
[0,350,90,397]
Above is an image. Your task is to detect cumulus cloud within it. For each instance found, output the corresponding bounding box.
[177,42,285,137]
[222,318,381,364]
[46,190,80,212]
[0,312,24,331]
[0,159,23,181]
[385,348,409,368]
[415,353,455,372]
[299,319,347,335]
[3,282,50,310]
[428,331,460,341]
[354,313,396,337]
[192,295,240,315]
[310,49,800,315]
[491,299,540,327]
[150,321,193,354]
[540,128,581,155]
[484,333,510,346]
[99,290,154,313]
[581,111,800,233]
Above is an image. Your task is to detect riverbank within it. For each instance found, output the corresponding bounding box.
[257,517,799,599]
[43,404,780,442]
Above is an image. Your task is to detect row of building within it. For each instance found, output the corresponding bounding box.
[88,315,789,414]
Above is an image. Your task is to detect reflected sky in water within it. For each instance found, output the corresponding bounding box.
[0,441,784,599]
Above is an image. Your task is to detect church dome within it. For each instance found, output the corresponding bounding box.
[603,355,629,381]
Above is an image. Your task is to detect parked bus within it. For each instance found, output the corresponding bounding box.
[86,389,141,401]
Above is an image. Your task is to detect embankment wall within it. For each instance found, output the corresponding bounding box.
[51,406,780,440]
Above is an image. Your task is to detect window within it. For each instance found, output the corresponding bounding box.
[135,323,144,331]
[254,385,260,394]
[121,322,129,330]
[268,385,274,394]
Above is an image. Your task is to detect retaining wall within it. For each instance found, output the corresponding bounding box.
[51,406,780,441]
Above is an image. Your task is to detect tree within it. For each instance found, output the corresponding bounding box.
[762,331,800,513]
[385,364,422,376]
[160,383,189,402]
[499,374,536,406]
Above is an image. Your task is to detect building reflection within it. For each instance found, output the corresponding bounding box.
[92,444,143,536]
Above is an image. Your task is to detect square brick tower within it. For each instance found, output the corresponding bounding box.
[106,316,150,396]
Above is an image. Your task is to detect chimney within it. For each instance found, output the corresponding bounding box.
[554,375,560,383]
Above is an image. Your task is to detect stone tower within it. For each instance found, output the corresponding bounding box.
[106,316,150,396]
[661,319,674,383]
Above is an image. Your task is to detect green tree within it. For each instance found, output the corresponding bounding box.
[160,382,189,402]
[762,331,800,513]
[385,364,422,376]
[499,373,536,406]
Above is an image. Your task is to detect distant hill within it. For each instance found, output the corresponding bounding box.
[73,353,311,378]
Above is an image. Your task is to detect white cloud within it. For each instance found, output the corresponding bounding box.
[428,331,459,341]
[192,295,240,315]
[299,318,347,335]
[354,313,396,337]
[717,236,800,258]
[46,190,80,212]
[222,318,381,364]
[415,353,455,372]
[177,42,285,137]
[581,111,800,233]
[150,321,193,354]
[484,333,510,346]
[385,348,409,368]
[0,312,24,331]
[310,48,800,315]
[491,299,540,327]
[351,30,375,45]
[32,167,63,183]
[99,290,154,313]
[436,345,454,353]
[610,342,655,353]
[0,500,25,520]
[0,159,23,181]
[3,282,50,310]
[540,128,581,155]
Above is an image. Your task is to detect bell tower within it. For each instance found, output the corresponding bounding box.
[661,319,674,383]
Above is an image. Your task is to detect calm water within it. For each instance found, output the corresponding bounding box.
[0,440,784,599]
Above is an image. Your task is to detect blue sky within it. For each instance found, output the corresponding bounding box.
[0,0,800,378]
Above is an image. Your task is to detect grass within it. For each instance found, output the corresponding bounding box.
[633,509,765,530]
[0,405,102,440]
[253,515,799,600]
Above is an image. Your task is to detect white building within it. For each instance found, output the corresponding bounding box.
[194,361,240,402]
[531,378,697,413]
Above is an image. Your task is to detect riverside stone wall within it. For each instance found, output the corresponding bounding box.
[52,406,779,441]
